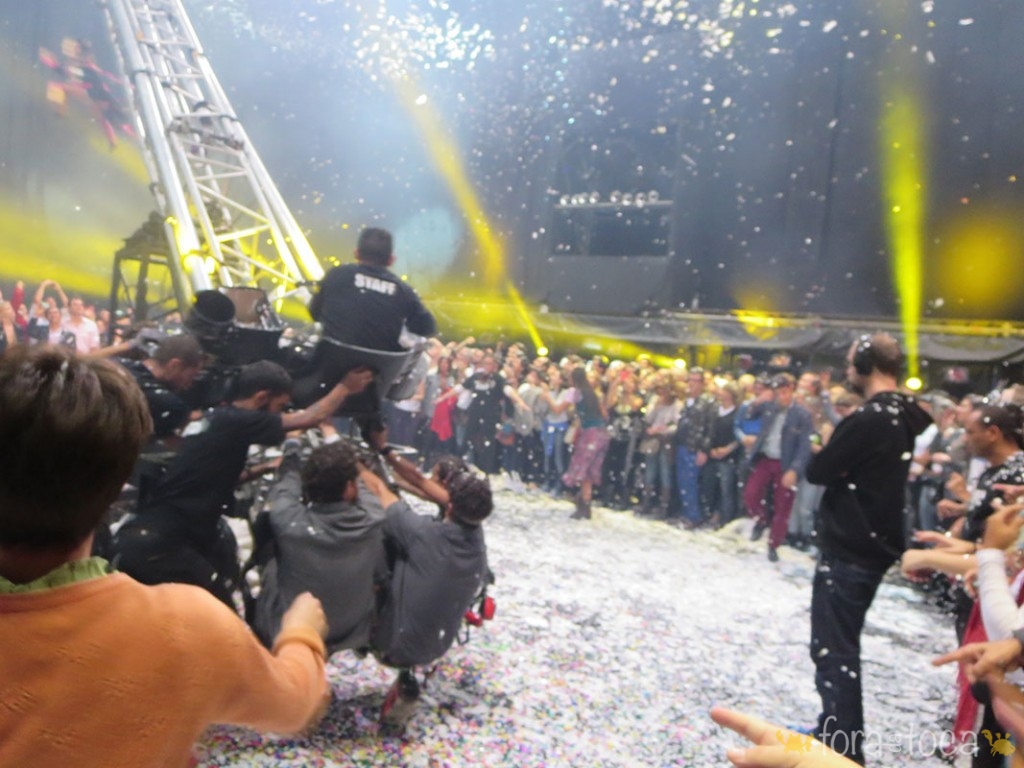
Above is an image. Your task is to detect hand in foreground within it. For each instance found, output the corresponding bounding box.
[281,591,328,640]
[933,638,1024,682]
[340,366,374,395]
[912,530,975,553]
[710,707,859,768]
[937,499,966,520]
[980,502,1024,551]
[994,484,1024,502]
[990,677,1024,747]
[899,549,934,583]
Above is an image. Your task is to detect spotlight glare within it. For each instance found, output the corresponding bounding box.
[905,376,923,391]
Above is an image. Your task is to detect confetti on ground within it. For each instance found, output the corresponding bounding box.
[198,485,965,766]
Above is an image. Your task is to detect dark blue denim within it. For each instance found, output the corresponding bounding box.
[811,555,886,766]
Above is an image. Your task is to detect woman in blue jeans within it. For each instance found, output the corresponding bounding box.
[541,367,575,494]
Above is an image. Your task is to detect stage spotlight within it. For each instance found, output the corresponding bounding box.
[905,376,923,391]
[537,345,550,357]
[610,190,622,204]
[559,194,569,206]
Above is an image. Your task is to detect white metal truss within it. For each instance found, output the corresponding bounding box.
[101,0,323,309]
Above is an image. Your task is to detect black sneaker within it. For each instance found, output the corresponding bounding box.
[767,546,779,562]
[750,522,766,542]
[380,670,420,728]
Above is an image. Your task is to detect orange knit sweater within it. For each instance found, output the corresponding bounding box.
[0,573,327,767]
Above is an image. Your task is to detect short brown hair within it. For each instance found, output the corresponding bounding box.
[153,333,204,368]
[301,442,359,503]
[0,346,152,548]
[448,472,493,526]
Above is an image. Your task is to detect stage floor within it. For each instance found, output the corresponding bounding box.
[198,484,961,767]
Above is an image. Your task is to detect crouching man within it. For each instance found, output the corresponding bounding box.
[0,345,330,766]
[358,452,492,717]
[253,438,388,654]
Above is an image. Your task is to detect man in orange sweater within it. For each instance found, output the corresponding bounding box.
[0,345,331,767]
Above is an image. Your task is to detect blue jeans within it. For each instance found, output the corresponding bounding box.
[543,422,568,490]
[675,447,703,523]
[811,555,885,765]
[700,458,737,524]
[643,447,672,496]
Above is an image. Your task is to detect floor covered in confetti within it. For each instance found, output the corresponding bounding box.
[197,486,961,767]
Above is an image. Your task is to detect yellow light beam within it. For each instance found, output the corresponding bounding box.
[879,20,926,380]
[394,79,504,290]
[881,85,925,380]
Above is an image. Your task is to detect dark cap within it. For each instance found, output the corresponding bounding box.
[771,373,796,390]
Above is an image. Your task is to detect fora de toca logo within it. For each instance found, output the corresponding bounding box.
[981,730,1016,757]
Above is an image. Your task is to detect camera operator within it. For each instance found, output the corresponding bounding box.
[111,333,206,448]
[111,362,373,608]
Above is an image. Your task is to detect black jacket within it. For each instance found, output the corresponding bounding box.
[309,262,436,351]
[806,391,932,571]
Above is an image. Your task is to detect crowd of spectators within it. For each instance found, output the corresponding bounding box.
[0,278,136,355]
[385,335,1024,551]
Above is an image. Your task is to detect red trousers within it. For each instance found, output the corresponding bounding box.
[743,456,796,549]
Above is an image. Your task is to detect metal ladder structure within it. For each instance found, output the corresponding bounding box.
[101,0,323,319]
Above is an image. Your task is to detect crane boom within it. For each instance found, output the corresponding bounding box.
[102,0,323,315]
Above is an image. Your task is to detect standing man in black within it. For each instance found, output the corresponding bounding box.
[804,333,931,765]
[308,227,436,439]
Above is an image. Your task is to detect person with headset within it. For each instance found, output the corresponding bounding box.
[802,333,932,765]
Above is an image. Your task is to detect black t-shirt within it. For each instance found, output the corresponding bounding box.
[120,359,190,440]
[143,405,285,540]
[309,262,436,351]
[960,451,1024,542]
[464,372,509,430]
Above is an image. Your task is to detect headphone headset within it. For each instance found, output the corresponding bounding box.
[851,335,874,377]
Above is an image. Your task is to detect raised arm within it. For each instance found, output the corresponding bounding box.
[280,367,373,432]
[380,448,450,507]
[357,462,401,509]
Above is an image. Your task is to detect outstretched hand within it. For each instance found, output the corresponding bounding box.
[711,707,859,768]
[933,638,1024,682]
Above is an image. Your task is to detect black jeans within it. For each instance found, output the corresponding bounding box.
[811,555,885,766]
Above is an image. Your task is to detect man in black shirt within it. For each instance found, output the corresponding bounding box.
[309,228,436,351]
[118,333,205,447]
[112,361,373,607]
[805,334,931,764]
[307,227,436,440]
